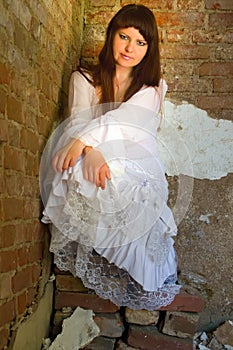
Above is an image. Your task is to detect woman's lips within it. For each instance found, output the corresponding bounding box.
[120,53,133,60]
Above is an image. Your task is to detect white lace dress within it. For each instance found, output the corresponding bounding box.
[40,71,181,310]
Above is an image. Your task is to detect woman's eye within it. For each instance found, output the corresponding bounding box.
[119,33,128,40]
[137,40,147,46]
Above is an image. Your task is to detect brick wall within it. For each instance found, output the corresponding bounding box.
[82,0,233,120]
[0,1,84,349]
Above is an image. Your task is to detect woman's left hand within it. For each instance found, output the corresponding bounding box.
[83,148,111,189]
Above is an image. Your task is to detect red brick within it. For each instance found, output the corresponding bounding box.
[17,291,27,315]
[0,327,10,349]
[214,78,233,92]
[197,95,233,110]
[8,123,20,147]
[81,42,103,61]
[15,223,31,244]
[22,176,39,198]
[25,152,38,176]
[7,95,24,124]
[89,0,119,6]
[177,0,203,10]
[27,287,37,306]
[17,246,28,266]
[0,300,15,327]
[0,119,8,142]
[162,311,199,339]
[84,336,116,350]
[166,29,190,43]
[5,173,24,197]
[156,12,205,27]
[20,128,39,153]
[28,242,43,263]
[23,199,39,220]
[159,288,205,312]
[199,62,233,76]
[39,93,49,117]
[209,13,233,27]
[56,274,88,292]
[4,145,25,171]
[37,116,50,137]
[206,0,233,10]
[193,30,232,44]
[0,225,15,248]
[0,250,17,273]
[32,222,46,242]
[161,44,210,59]
[116,340,140,350]
[0,62,10,85]
[169,77,210,93]
[2,198,24,221]
[0,170,4,195]
[0,273,13,299]
[127,325,193,350]
[31,263,42,283]
[0,89,7,115]
[55,292,120,313]
[121,0,173,10]
[12,266,32,293]
[94,312,124,338]
[85,10,116,25]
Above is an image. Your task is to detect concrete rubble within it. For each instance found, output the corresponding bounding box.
[46,307,100,350]
[194,321,233,350]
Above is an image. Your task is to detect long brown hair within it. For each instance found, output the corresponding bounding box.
[79,4,161,104]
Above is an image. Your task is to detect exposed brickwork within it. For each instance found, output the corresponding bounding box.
[0,1,84,348]
[127,325,193,350]
[54,269,205,349]
[82,0,233,120]
[55,291,120,313]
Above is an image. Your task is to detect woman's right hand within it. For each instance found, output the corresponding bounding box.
[52,138,85,172]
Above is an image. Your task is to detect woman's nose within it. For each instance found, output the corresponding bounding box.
[125,41,134,53]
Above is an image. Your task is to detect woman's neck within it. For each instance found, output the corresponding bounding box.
[114,66,132,101]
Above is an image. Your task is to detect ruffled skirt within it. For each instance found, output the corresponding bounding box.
[42,156,181,310]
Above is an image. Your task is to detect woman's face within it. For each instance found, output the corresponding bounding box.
[113,27,148,71]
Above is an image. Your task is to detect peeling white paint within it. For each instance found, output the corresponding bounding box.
[49,307,100,350]
[157,100,233,180]
[199,214,213,224]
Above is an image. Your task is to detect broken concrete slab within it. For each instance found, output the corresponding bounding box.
[49,307,100,350]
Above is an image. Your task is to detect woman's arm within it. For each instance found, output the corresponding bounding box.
[68,71,95,117]
[76,82,167,148]
[54,71,111,188]
[54,81,167,187]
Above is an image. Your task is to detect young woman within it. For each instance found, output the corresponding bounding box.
[40,4,181,310]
